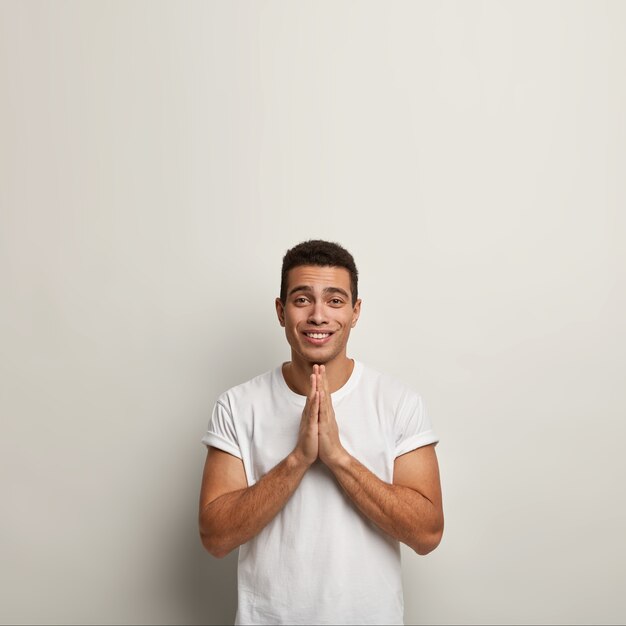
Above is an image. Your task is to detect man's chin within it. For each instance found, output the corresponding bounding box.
[292,349,331,367]
[306,356,330,366]
[301,350,341,367]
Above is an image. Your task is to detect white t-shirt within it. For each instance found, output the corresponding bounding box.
[202,360,438,625]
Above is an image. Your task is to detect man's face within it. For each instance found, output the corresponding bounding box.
[275,265,361,367]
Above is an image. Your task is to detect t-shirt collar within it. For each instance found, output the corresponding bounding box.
[276,359,364,406]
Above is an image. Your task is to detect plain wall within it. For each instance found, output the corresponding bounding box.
[1,1,625,624]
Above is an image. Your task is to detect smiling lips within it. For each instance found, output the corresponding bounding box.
[303,331,334,345]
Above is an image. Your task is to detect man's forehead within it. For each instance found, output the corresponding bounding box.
[287,265,351,288]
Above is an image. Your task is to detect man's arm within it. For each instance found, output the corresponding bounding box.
[198,447,308,558]
[198,370,320,558]
[324,444,443,555]
[316,366,443,555]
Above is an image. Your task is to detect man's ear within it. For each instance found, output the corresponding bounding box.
[275,297,286,327]
[351,299,362,328]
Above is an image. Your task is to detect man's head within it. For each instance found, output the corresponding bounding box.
[279,240,358,306]
[276,240,361,368]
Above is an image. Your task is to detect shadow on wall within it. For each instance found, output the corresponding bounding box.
[175,524,239,625]
[171,318,285,624]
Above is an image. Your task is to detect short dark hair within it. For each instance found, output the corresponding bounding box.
[280,240,359,305]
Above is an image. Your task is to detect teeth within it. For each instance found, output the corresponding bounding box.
[306,333,330,339]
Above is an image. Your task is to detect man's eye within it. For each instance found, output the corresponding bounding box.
[330,298,343,305]
[295,297,308,304]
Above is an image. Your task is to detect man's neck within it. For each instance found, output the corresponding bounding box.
[282,355,355,396]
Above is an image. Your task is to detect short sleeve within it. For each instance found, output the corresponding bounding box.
[394,391,439,457]
[201,399,242,459]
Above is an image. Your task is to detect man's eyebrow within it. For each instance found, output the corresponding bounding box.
[323,287,350,299]
[287,285,350,299]
[287,285,312,297]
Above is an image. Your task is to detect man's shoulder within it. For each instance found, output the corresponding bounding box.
[358,363,430,433]
[216,367,278,406]
[359,361,421,398]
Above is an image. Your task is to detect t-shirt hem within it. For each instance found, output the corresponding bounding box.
[395,430,439,458]
[201,432,243,459]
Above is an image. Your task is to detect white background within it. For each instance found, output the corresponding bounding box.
[1,1,625,624]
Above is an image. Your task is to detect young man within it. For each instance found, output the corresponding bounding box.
[199,240,443,625]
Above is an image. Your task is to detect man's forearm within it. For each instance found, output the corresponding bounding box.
[200,453,308,558]
[328,454,443,555]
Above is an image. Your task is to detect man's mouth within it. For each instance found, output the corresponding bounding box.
[302,331,334,344]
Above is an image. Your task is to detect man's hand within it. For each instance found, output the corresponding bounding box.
[292,364,349,468]
[292,365,320,467]
[317,365,349,468]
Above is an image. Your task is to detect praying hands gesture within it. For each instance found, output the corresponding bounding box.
[293,364,348,469]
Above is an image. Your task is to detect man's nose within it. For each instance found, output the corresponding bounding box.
[307,302,327,325]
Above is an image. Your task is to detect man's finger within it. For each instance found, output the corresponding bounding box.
[320,364,329,394]
[310,390,320,423]
[318,389,327,422]
[319,366,331,408]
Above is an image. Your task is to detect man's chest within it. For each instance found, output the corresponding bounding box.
[240,398,396,482]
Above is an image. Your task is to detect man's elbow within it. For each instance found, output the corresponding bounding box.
[412,525,444,556]
[199,530,232,559]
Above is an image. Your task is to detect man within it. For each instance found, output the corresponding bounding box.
[199,240,443,625]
